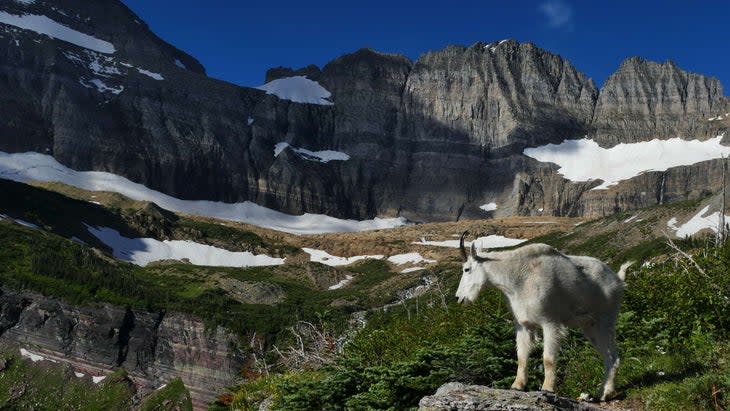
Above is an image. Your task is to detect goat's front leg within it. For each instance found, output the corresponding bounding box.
[511,323,535,390]
[582,318,620,401]
[541,323,564,392]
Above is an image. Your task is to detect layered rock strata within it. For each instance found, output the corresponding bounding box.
[0,288,244,410]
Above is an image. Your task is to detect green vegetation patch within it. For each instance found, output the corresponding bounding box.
[229,237,730,410]
[139,377,193,411]
[0,348,135,410]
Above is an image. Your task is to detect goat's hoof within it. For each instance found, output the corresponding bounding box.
[597,389,616,402]
[510,384,526,391]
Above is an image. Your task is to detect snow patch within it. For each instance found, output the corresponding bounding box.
[274,142,350,163]
[20,348,44,362]
[14,218,39,229]
[413,235,526,249]
[479,202,497,212]
[86,52,121,77]
[0,151,407,234]
[74,372,85,378]
[668,206,730,238]
[303,248,383,267]
[257,76,333,105]
[387,253,436,265]
[667,217,678,230]
[400,267,425,273]
[92,376,106,384]
[14,0,36,5]
[50,7,69,17]
[0,12,115,53]
[174,59,186,69]
[79,78,123,94]
[524,136,730,189]
[137,68,164,80]
[247,116,254,126]
[86,225,284,267]
[624,214,640,223]
[328,275,354,290]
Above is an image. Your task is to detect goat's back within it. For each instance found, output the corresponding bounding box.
[495,245,624,325]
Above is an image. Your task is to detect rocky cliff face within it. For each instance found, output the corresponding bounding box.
[592,57,727,146]
[0,0,729,221]
[0,288,244,410]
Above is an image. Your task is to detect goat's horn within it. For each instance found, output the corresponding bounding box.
[459,231,469,261]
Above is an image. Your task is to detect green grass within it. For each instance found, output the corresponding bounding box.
[0,349,136,410]
[138,377,193,411]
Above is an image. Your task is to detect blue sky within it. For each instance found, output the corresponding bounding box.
[121,0,729,92]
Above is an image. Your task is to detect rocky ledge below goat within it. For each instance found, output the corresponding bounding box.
[419,382,606,411]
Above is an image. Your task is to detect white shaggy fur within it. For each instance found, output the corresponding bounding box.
[456,233,631,401]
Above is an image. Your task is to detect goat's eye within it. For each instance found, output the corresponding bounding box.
[464,268,470,272]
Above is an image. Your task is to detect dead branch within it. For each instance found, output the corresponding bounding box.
[663,230,707,277]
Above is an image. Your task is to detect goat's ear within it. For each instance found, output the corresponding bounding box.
[471,241,491,262]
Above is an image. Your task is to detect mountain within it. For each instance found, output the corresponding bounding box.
[1,0,729,225]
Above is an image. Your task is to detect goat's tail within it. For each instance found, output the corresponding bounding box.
[617,261,634,281]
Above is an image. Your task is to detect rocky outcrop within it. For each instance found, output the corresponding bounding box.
[216,278,285,305]
[592,57,727,146]
[401,41,597,152]
[0,288,244,410]
[419,382,604,411]
[0,0,729,222]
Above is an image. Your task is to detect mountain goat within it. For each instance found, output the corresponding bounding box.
[455,232,631,401]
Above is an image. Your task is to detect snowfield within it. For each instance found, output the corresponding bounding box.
[257,76,334,105]
[413,234,526,249]
[480,202,497,212]
[0,11,115,53]
[0,151,408,234]
[274,142,350,163]
[524,136,730,189]
[667,206,730,238]
[387,252,436,265]
[303,248,384,267]
[304,249,437,268]
[86,225,284,267]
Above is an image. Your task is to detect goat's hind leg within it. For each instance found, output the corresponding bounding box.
[541,323,565,392]
[511,323,536,391]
